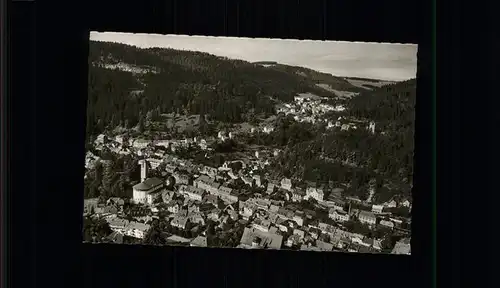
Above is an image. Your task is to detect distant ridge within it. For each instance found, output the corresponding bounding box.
[253,61,278,65]
[344,76,396,83]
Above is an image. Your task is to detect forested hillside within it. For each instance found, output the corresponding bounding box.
[264,78,416,203]
[85,40,416,204]
[86,41,361,139]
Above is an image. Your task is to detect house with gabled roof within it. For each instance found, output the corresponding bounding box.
[171,216,189,230]
[239,227,283,250]
[358,211,377,226]
[190,236,208,247]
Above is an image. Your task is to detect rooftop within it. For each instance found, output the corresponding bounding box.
[240,227,283,250]
[190,236,208,247]
[316,240,334,251]
[171,216,188,227]
[133,177,164,191]
[181,185,205,196]
[126,221,150,232]
[358,210,376,219]
[167,235,191,243]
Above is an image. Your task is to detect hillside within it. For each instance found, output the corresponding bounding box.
[86,41,367,139]
[85,40,417,205]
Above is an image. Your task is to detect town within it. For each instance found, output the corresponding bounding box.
[83,92,412,255]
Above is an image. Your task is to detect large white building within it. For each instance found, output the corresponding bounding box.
[281,178,292,191]
[358,211,377,226]
[132,177,165,204]
[305,186,324,202]
[179,185,205,201]
[329,209,350,222]
[124,222,150,239]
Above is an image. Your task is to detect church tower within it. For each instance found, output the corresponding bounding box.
[138,159,148,183]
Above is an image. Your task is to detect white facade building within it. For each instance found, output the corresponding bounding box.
[132,177,164,204]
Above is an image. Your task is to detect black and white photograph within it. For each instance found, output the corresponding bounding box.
[83,32,416,255]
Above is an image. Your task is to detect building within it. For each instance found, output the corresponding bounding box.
[194,175,220,195]
[124,222,150,239]
[94,134,108,146]
[281,178,292,191]
[146,192,162,205]
[132,139,151,150]
[188,213,205,226]
[204,194,219,206]
[83,198,99,214]
[286,234,302,247]
[94,205,119,215]
[372,205,384,214]
[266,182,277,194]
[171,216,189,230]
[138,159,148,183]
[202,166,218,178]
[358,211,377,225]
[293,229,306,239]
[239,201,257,219]
[331,199,346,212]
[146,158,163,170]
[306,185,324,202]
[106,218,130,233]
[239,227,283,250]
[165,164,178,174]
[106,197,125,207]
[253,175,263,187]
[368,121,376,134]
[315,240,334,252]
[329,209,350,222]
[207,208,222,221]
[190,236,208,247]
[391,238,411,255]
[167,203,180,214]
[217,186,238,204]
[132,177,165,204]
[291,188,306,202]
[241,176,253,186]
[253,218,271,232]
[329,187,344,198]
[379,220,395,229]
[383,199,398,208]
[401,200,411,208]
[179,185,205,201]
[263,126,274,134]
[161,190,175,203]
[172,172,190,186]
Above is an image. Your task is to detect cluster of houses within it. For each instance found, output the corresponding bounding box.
[83,109,411,253]
[91,132,217,160]
[274,93,345,124]
[271,93,377,135]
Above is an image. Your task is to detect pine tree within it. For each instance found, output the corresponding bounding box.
[136,116,145,133]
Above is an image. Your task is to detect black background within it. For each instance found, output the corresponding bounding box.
[6,0,480,287]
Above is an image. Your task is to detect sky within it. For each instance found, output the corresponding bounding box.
[90,32,418,82]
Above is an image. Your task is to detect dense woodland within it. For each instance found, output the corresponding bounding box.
[263,79,416,202]
[85,41,416,205]
[86,41,362,138]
